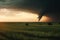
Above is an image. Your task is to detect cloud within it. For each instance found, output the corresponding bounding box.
[0,0,60,22]
[0,0,25,7]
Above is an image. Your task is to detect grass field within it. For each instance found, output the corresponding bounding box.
[0,22,60,40]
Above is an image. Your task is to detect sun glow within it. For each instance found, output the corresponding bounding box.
[0,8,52,22]
[0,8,38,22]
[40,16,52,22]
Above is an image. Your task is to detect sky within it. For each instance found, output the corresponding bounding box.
[0,0,60,22]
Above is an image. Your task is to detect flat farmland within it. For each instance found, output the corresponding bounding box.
[0,22,60,40]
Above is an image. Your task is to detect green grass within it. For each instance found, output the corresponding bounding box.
[0,22,60,40]
[5,22,60,32]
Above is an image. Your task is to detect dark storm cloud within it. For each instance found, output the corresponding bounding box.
[46,0,60,22]
[0,0,24,7]
[0,0,48,9]
[0,0,60,22]
[14,0,49,10]
[0,0,60,12]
